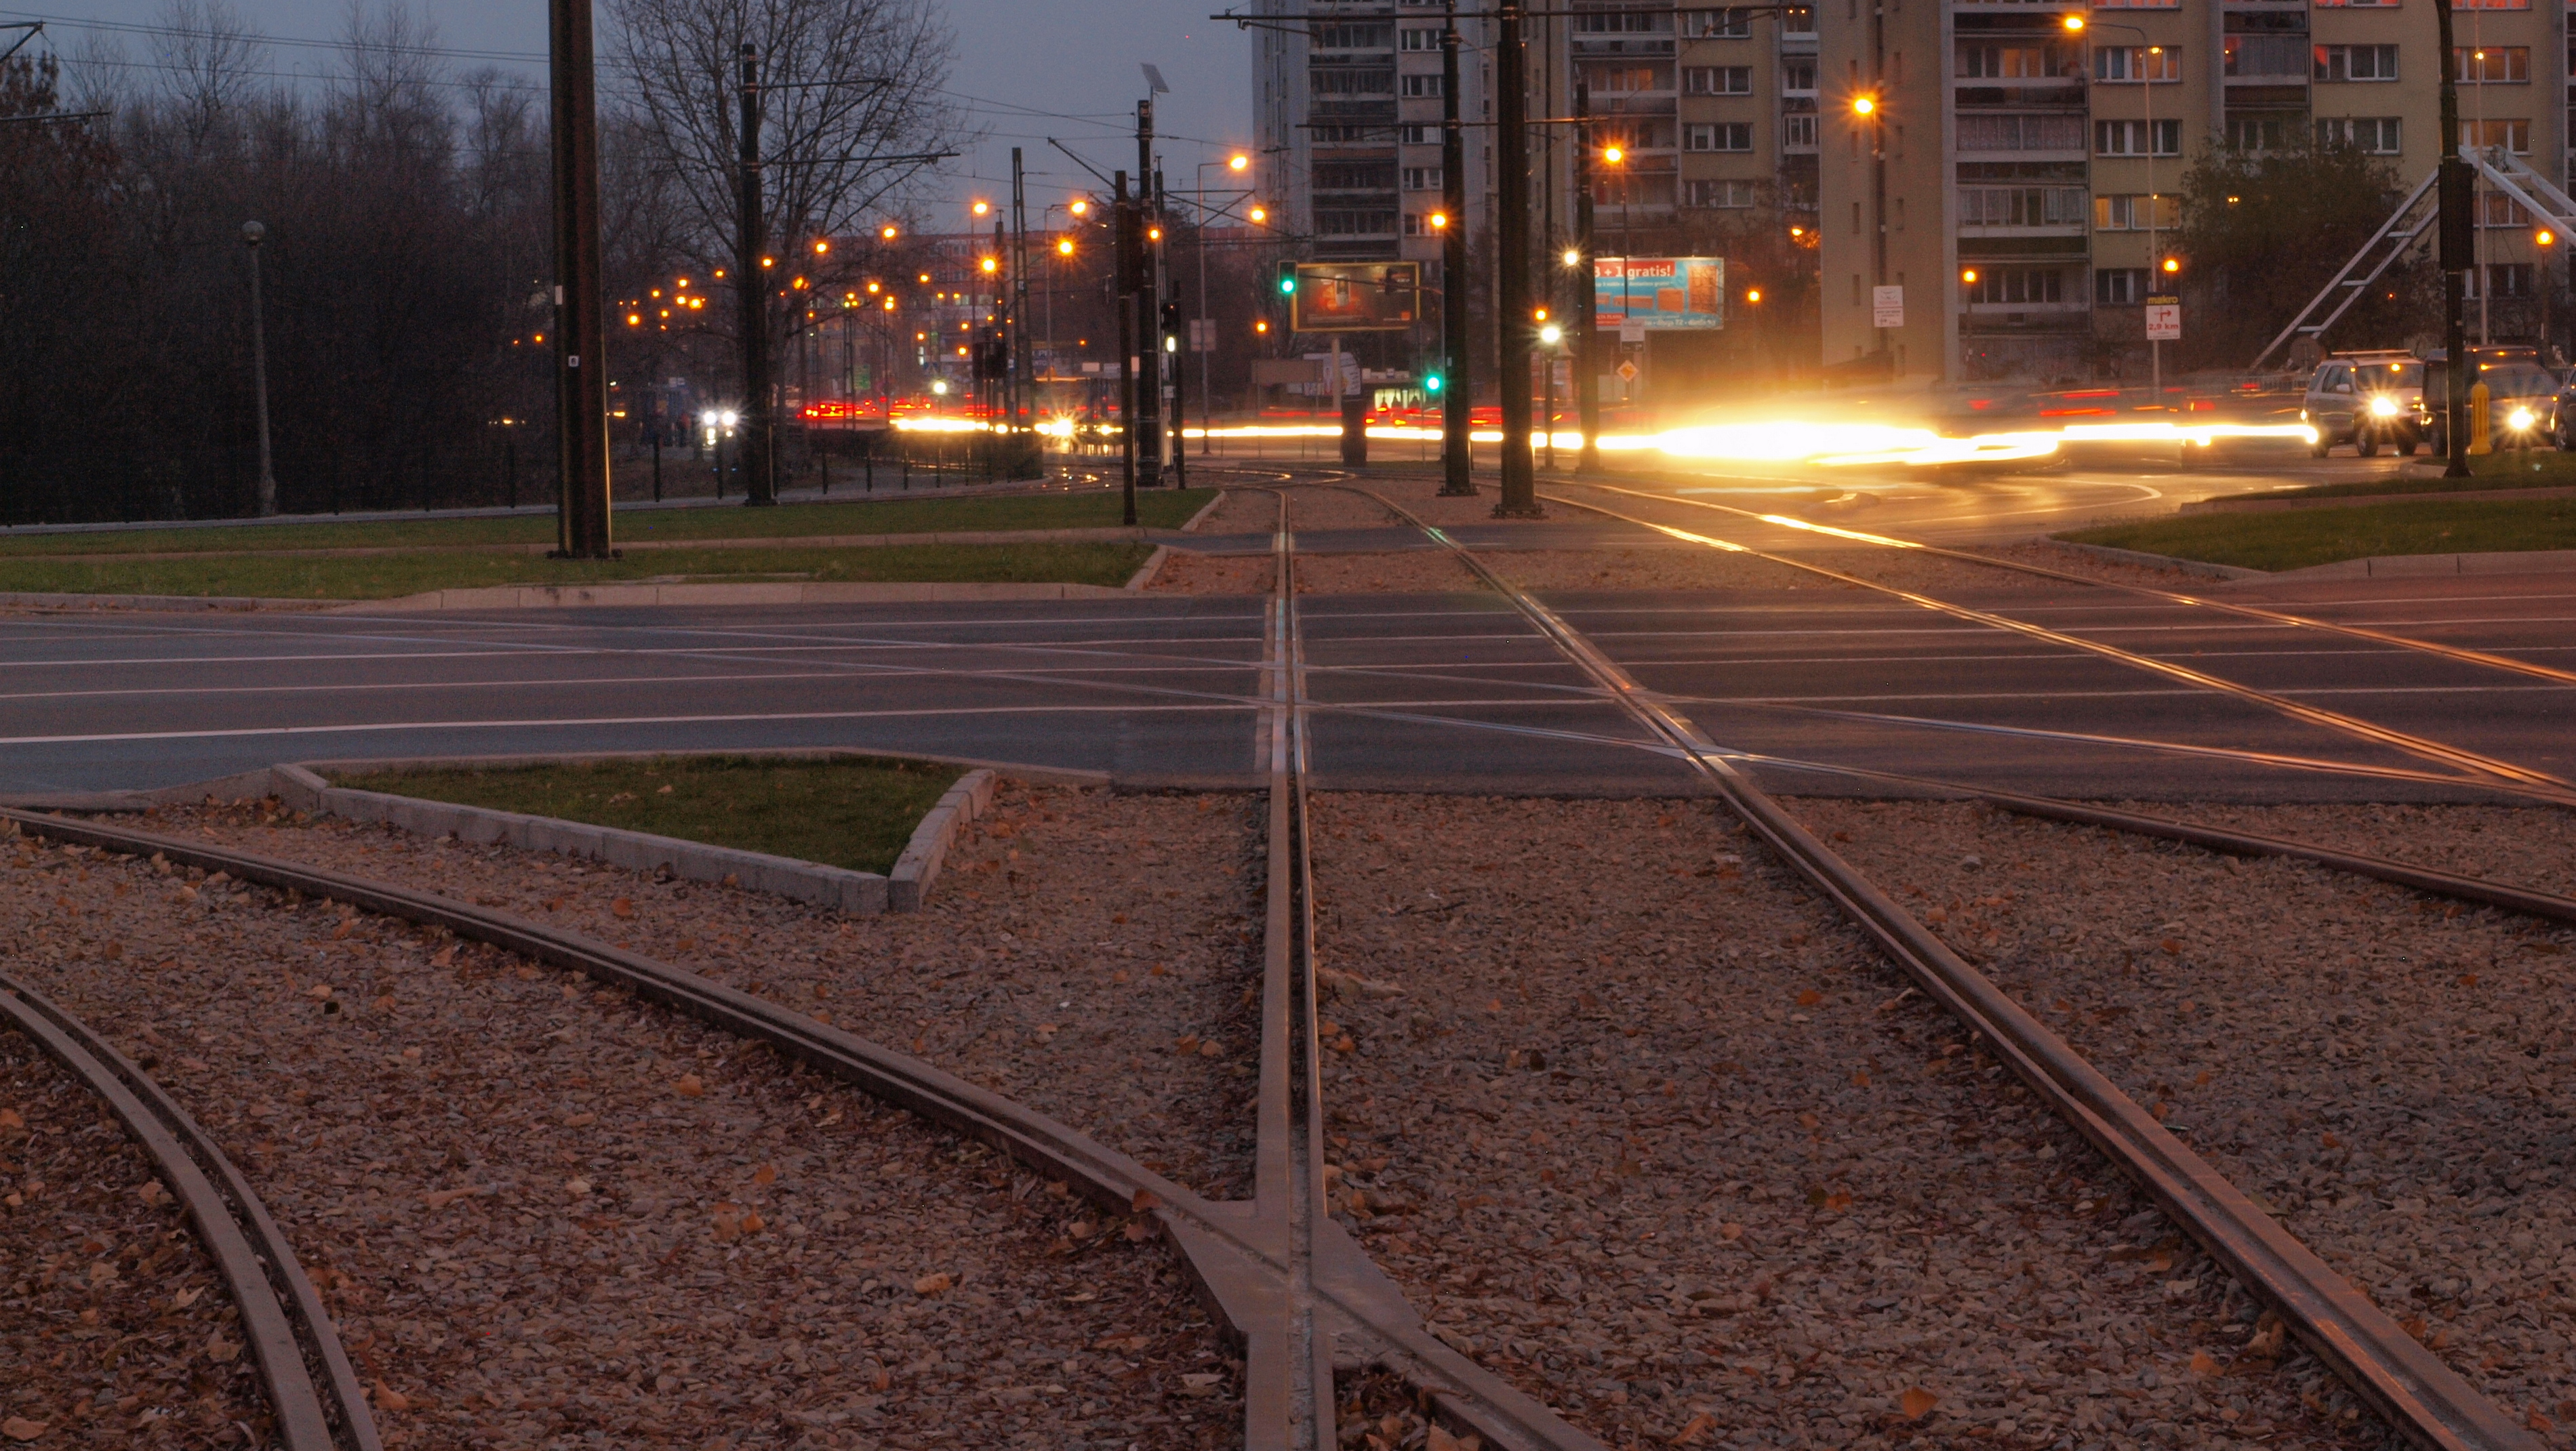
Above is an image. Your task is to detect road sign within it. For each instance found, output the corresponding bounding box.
[1188,319,1215,352]
[2145,296,2181,342]
[1615,360,1639,382]
[1619,321,1646,344]
[1871,285,1905,329]
[1289,262,1420,332]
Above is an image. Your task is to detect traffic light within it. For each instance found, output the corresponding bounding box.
[1276,262,1298,296]
[1160,300,1180,338]
[1424,371,1444,394]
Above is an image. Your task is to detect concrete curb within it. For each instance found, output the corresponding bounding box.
[2179,485,2576,515]
[29,525,1215,565]
[0,591,338,613]
[266,762,912,914]
[2261,547,2576,581]
[331,579,1140,613]
[1180,491,1226,533]
[887,771,998,912]
[285,745,1111,787]
[2030,536,2268,581]
[1125,544,1173,590]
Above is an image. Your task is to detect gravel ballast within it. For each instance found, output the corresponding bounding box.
[1,1027,277,1448]
[1798,797,2576,1441]
[1304,792,2386,1450]
[2,821,1245,1450]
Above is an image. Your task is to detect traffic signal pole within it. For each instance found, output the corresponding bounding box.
[1492,3,1542,518]
[737,43,778,506]
[1438,3,1475,496]
[2436,0,2472,479]
[1571,81,1601,473]
[1135,102,1164,489]
[547,0,613,555]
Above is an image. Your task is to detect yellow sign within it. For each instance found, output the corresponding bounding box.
[2468,380,2492,455]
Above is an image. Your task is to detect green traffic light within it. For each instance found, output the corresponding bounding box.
[1279,276,1296,294]
[1424,374,1443,393]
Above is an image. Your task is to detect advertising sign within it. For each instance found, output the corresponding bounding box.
[1594,257,1725,329]
[1871,285,1906,329]
[2145,295,2181,342]
[1291,262,1420,332]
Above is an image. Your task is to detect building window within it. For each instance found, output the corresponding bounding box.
[2090,0,2182,9]
[1684,65,1755,94]
[1578,8,1669,31]
[2459,117,2531,152]
[1683,121,1754,152]
[1401,166,1443,190]
[2095,118,2182,156]
[1685,179,1759,208]
[1316,210,1398,237]
[1960,186,2089,226]
[1967,268,2065,305]
[1310,22,1393,49]
[1398,124,1436,144]
[1401,73,1445,97]
[1310,68,1395,96]
[2316,117,2403,152]
[1398,26,1438,50]
[1960,42,2077,79]
[2312,0,2400,7]
[1958,113,2089,151]
[2453,46,2530,83]
[2223,116,2299,152]
[2094,268,2150,304]
[1680,8,1754,37]
[1783,113,1819,149]
[1783,60,1816,92]
[2470,263,2535,298]
[1782,5,1815,34]
[2091,45,2180,82]
[2314,44,2398,81]
[2092,193,2179,229]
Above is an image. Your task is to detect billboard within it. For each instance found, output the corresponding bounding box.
[1594,256,1725,330]
[1291,262,1420,332]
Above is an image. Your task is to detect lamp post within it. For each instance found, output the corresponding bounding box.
[241,220,278,516]
[2068,15,2167,403]
[1195,153,1251,454]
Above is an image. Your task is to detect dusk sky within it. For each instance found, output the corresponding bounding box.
[24,0,1255,226]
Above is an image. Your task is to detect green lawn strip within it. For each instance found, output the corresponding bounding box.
[0,488,1215,558]
[0,541,1154,600]
[2061,495,2576,572]
[2207,452,2576,503]
[329,756,961,876]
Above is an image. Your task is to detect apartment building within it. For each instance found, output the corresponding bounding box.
[1819,0,2570,385]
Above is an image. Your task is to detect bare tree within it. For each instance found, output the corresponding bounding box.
[151,0,264,147]
[607,0,963,254]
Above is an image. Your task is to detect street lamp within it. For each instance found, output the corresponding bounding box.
[241,220,277,516]
[1194,152,1258,455]
[2079,14,2170,404]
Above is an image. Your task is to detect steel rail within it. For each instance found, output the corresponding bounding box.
[0,805,1605,1451]
[1556,476,2576,689]
[1328,481,2543,1451]
[0,962,379,1451]
[1535,489,2576,801]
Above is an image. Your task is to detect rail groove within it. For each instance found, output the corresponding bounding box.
[0,949,379,1451]
[1331,479,2543,1451]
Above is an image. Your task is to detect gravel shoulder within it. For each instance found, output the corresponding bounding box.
[1304,793,2383,1451]
[4,817,1246,1450]
[1,1027,276,1448]
[1797,797,2576,1442]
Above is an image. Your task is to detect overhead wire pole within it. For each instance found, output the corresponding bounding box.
[1493,2,1542,517]
[737,42,778,506]
[1571,79,1600,472]
[548,0,613,556]
[1012,147,1034,472]
[2436,0,2472,478]
[1116,169,1140,524]
[1438,1,1475,495]
[1137,100,1165,489]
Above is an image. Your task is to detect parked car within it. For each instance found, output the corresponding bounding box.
[2302,351,2428,457]
[2422,347,2561,455]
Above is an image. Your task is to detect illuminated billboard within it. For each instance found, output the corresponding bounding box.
[1291,262,1420,332]
[1595,257,1725,330]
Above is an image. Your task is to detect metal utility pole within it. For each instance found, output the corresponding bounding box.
[1011,148,1034,452]
[241,220,279,516]
[1135,101,1165,488]
[1493,3,1540,517]
[548,0,613,552]
[737,42,778,506]
[2437,0,2471,478]
[1116,170,1140,524]
[1438,5,1474,495]
[1571,81,1600,473]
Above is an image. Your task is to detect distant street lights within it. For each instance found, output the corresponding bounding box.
[241,220,277,516]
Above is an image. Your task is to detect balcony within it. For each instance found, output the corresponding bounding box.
[2223,34,2310,81]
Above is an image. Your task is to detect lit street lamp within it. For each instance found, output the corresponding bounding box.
[241,220,277,516]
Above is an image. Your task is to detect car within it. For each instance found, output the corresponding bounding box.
[2421,347,2560,454]
[2301,351,2428,457]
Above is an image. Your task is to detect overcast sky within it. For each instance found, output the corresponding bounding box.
[22,0,1253,226]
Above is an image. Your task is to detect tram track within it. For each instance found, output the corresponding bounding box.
[1310,475,2550,1451]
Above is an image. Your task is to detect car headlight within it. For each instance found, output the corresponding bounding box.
[2510,407,2537,431]
[2369,395,2398,418]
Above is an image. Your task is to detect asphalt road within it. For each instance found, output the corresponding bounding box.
[0,559,2566,804]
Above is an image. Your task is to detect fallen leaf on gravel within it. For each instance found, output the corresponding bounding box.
[1900,1387,1938,1420]
[2190,1350,2221,1376]
[675,1074,705,1097]
[1795,990,1822,1006]
[563,1111,596,1128]
[172,1286,202,1309]
[2,1417,47,1441]
[372,1382,411,1412]
[0,1107,20,1129]
[1172,1035,1200,1056]
[306,983,333,1000]
[207,1334,239,1363]
[1095,1332,1150,1352]
[136,1179,169,1206]
[753,1163,777,1185]
[430,946,457,968]
[2160,938,2181,954]
[913,1272,953,1295]
[1131,1189,1160,1213]
[1670,1412,1717,1444]
[2531,1409,2556,1433]
[421,1186,489,1208]
[2246,1312,2287,1360]
[1123,1219,1154,1242]
[1850,1070,1870,1088]
[739,1211,765,1233]
[565,1178,591,1197]
[1068,1220,1097,1240]
[1178,1372,1224,1396]
[611,898,634,918]
[1718,1223,1744,1241]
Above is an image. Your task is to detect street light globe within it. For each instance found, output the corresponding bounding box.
[881,224,898,240]
[1562,247,1582,267]
[1058,238,1075,256]
[700,410,717,427]
[1229,153,1250,171]
[971,200,990,217]
[931,380,949,395]
[1249,205,1268,223]
[1746,288,1762,304]
[719,410,739,427]
[1070,200,1089,216]
[1851,96,1876,116]
[1602,144,1624,164]
[241,220,266,246]
[2161,257,2179,273]
[2061,13,2084,30]
[1429,211,1448,230]
[1538,323,1563,345]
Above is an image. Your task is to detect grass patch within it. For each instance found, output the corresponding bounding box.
[0,541,1154,599]
[331,754,962,876]
[2062,495,2576,571]
[0,487,1215,558]
[2208,451,2576,504]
